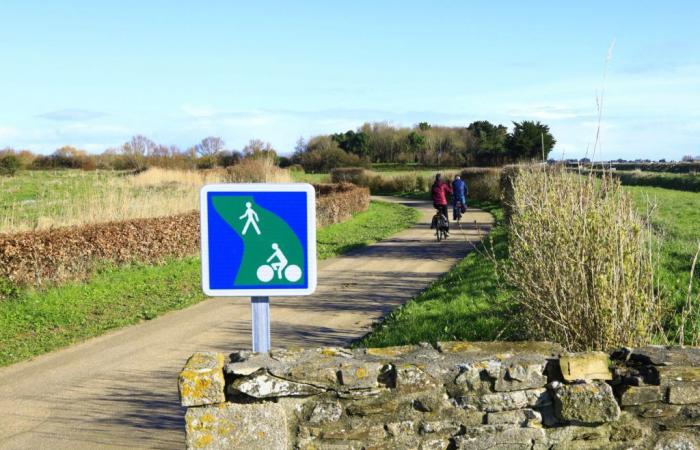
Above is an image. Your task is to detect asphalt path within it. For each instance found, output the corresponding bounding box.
[0,197,494,449]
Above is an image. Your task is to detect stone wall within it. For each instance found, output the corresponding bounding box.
[178,342,700,449]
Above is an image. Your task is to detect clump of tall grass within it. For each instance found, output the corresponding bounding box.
[225,156,292,183]
[498,166,661,351]
[0,163,291,233]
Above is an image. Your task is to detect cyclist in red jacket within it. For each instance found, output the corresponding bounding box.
[431,173,452,232]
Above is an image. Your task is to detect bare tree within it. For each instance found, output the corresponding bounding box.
[196,136,225,157]
[242,139,277,160]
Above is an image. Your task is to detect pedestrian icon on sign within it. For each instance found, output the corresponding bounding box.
[239,202,261,235]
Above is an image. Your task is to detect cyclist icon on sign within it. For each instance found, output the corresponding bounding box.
[257,243,302,283]
[239,202,261,235]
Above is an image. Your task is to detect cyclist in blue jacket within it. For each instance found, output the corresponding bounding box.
[452,175,467,220]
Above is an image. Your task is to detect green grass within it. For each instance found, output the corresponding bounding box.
[0,200,417,367]
[317,200,420,259]
[628,187,700,332]
[358,201,519,347]
[290,171,331,184]
[359,186,700,348]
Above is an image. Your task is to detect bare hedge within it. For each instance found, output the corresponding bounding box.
[315,183,370,227]
[0,183,369,289]
[0,212,200,288]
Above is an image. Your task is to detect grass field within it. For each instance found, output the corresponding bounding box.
[359,186,700,347]
[628,187,700,326]
[0,200,418,367]
[0,169,225,233]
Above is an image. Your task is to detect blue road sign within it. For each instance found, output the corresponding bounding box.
[200,183,317,297]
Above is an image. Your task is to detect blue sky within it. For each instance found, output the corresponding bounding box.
[1,1,698,160]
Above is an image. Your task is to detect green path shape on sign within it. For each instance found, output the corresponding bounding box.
[211,196,305,286]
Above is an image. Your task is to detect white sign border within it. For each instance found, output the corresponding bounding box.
[200,183,317,297]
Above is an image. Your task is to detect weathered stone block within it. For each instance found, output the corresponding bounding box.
[338,361,383,389]
[494,355,548,392]
[385,420,415,437]
[463,387,551,412]
[321,422,386,442]
[418,420,462,436]
[667,382,700,405]
[230,370,324,398]
[179,352,226,407]
[620,385,662,406]
[437,340,563,356]
[184,403,286,450]
[365,345,421,358]
[546,424,612,450]
[553,381,621,424]
[308,400,343,424]
[455,425,547,450]
[486,408,542,427]
[224,351,279,376]
[653,431,700,450]
[419,439,451,450]
[559,352,612,382]
[345,396,399,417]
[395,364,437,392]
[625,346,700,367]
[657,366,700,384]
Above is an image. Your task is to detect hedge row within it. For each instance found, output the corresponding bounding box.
[0,184,370,289]
[614,171,700,193]
[314,183,370,227]
[0,213,200,289]
[567,161,700,173]
[330,168,454,194]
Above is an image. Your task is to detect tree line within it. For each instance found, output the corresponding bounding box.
[0,136,280,174]
[291,120,556,172]
[0,119,556,175]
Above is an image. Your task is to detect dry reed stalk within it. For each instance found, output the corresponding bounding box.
[499,165,661,351]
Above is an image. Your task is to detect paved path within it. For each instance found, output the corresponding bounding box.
[0,197,493,450]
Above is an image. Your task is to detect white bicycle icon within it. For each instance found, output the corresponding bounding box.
[256,264,302,283]
[256,243,303,283]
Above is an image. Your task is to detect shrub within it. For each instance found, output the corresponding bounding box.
[615,171,700,193]
[226,156,292,183]
[460,167,502,201]
[330,167,370,185]
[498,166,661,351]
[0,154,20,176]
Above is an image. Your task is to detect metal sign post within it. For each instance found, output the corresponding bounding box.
[251,296,271,353]
[200,183,317,353]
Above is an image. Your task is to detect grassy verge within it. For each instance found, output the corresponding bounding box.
[357,201,518,347]
[318,200,420,259]
[359,186,700,348]
[0,200,417,367]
